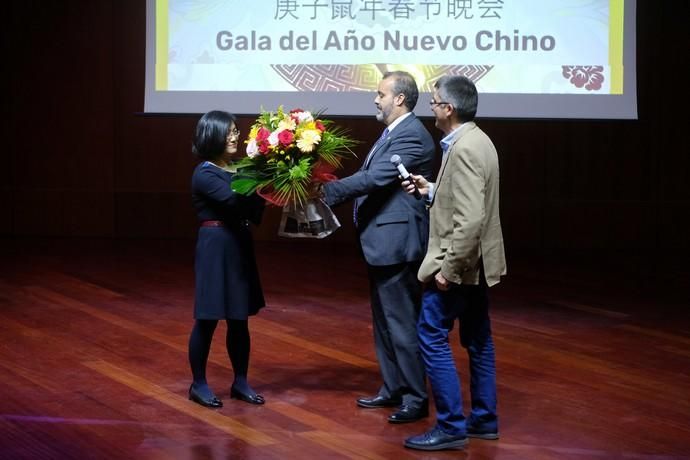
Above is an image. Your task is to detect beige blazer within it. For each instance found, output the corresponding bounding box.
[418,122,507,287]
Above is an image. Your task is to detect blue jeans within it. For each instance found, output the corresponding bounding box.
[417,282,498,435]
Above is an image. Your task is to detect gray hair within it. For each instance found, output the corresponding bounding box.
[434,75,478,122]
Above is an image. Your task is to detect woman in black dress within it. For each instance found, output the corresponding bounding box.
[188,110,266,408]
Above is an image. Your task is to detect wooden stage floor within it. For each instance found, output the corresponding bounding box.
[1,238,689,459]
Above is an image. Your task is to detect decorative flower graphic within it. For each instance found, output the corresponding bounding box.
[562,66,605,91]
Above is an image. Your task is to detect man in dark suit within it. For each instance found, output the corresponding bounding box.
[322,71,435,423]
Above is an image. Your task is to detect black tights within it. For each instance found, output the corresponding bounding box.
[188,319,253,394]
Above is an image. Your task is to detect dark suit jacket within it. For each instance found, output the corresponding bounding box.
[323,113,435,266]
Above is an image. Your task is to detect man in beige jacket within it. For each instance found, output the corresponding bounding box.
[402,75,506,451]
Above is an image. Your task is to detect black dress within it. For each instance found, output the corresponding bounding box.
[191,161,265,320]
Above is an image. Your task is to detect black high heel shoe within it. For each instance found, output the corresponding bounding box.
[230,386,265,405]
[189,384,223,408]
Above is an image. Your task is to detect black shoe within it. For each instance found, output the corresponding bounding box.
[388,404,429,423]
[467,425,499,440]
[230,386,265,405]
[356,395,402,408]
[188,384,223,408]
[404,427,468,451]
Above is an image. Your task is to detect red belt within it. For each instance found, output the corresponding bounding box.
[200,220,224,227]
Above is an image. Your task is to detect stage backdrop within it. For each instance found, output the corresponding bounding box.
[145,0,637,119]
[2,0,689,260]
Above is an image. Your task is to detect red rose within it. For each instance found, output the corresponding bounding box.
[258,142,269,155]
[256,127,270,142]
[278,129,294,146]
[289,109,304,124]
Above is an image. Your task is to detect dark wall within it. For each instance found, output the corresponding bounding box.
[3,1,689,257]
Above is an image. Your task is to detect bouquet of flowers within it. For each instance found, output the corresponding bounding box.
[232,106,357,238]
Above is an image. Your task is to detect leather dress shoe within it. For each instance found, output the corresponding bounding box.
[356,395,402,408]
[189,384,223,408]
[388,404,429,423]
[230,386,265,405]
[404,427,468,451]
[467,425,499,440]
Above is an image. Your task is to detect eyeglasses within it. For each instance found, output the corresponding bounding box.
[429,100,451,107]
[227,128,240,139]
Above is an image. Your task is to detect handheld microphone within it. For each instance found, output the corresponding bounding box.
[390,154,421,199]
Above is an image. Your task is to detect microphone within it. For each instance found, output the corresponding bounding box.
[390,154,421,199]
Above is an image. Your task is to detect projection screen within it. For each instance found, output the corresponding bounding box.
[145,0,637,119]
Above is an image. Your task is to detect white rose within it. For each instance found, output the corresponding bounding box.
[297,111,314,123]
[246,139,259,158]
[268,129,281,147]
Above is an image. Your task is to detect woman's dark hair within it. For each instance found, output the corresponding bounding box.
[192,110,236,160]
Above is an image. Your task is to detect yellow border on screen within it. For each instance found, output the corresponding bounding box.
[155,0,169,91]
[609,0,624,94]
